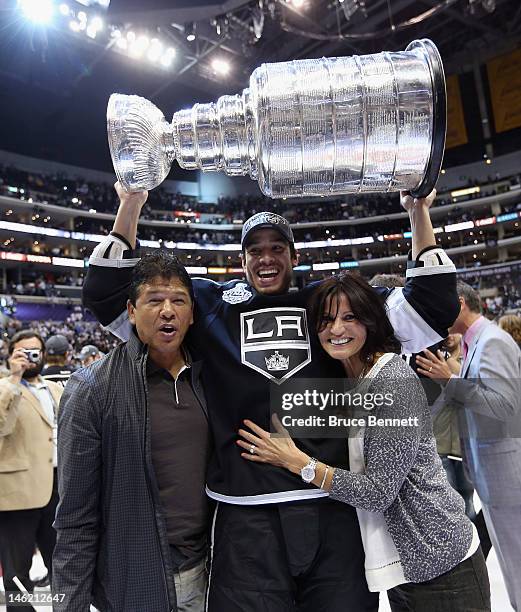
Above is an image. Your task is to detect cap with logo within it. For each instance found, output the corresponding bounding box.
[79,345,102,361]
[241,212,294,250]
[45,334,70,356]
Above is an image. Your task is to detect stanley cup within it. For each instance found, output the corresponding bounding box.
[107,39,446,199]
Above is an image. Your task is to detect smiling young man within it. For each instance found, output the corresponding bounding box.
[53,253,210,612]
[82,184,459,612]
[240,215,298,294]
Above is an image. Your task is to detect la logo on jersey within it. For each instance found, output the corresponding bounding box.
[240,307,311,384]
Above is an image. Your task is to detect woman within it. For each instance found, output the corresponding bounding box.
[498,313,521,348]
[237,273,490,611]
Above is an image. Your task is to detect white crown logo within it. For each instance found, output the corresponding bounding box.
[265,350,290,371]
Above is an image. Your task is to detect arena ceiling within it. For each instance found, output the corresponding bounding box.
[0,0,520,177]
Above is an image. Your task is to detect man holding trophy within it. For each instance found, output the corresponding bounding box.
[56,40,461,612]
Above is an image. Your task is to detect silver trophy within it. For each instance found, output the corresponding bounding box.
[107,39,445,199]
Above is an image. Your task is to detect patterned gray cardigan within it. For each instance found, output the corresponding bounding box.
[329,354,474,584]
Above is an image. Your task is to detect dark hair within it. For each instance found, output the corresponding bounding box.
[129,252,194,306]
[8,329,45,355]
[369,273,405,288]
[310,273,400,363]
[456,280,481,314]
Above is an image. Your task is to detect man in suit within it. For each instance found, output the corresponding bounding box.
[417,280,521,611]
[0,330,63,612]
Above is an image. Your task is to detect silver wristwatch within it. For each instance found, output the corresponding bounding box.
[301,457,318,483]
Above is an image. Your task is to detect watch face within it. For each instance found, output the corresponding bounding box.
[301,466,315,482]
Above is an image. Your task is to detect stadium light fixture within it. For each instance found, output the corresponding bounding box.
[18,0,54,24]
[129,35,149,58]
[148,48,162,62]
[211,58,230,75]
[90,16,103,31]
[69,20,80,32]
[147,39,163,63]
[185,22,196,42]
[160,55,173,68]
[136,35,149,49]
[59,3,70,16]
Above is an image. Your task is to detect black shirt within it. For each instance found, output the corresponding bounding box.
[42,364,76,387]
[147,358,210,570]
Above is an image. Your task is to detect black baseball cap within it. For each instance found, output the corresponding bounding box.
[45,334,70,356]
[241,212,294,250]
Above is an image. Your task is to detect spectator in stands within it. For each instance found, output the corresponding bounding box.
[0,330,63,612]
[78,344,104,367]
[41,335,76,387]
[498,313,521,348]
[53,253,210,612]
[417,281,521,611]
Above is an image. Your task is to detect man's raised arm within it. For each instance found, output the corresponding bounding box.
[82,183,148,340]
[382,189,460,354]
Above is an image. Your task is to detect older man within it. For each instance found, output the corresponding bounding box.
[418,281,521,611]
[53,253,210,612]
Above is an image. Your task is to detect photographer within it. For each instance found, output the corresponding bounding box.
[0,330,63,612]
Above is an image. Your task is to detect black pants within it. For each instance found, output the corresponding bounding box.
[387,547,490,612]
[207,499,378,612]
[0,470,58,612]
[473,510,492,559]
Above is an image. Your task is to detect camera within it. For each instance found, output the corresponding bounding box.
[22,349,41,363]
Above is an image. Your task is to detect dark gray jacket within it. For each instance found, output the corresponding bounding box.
[52,331,207,612]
